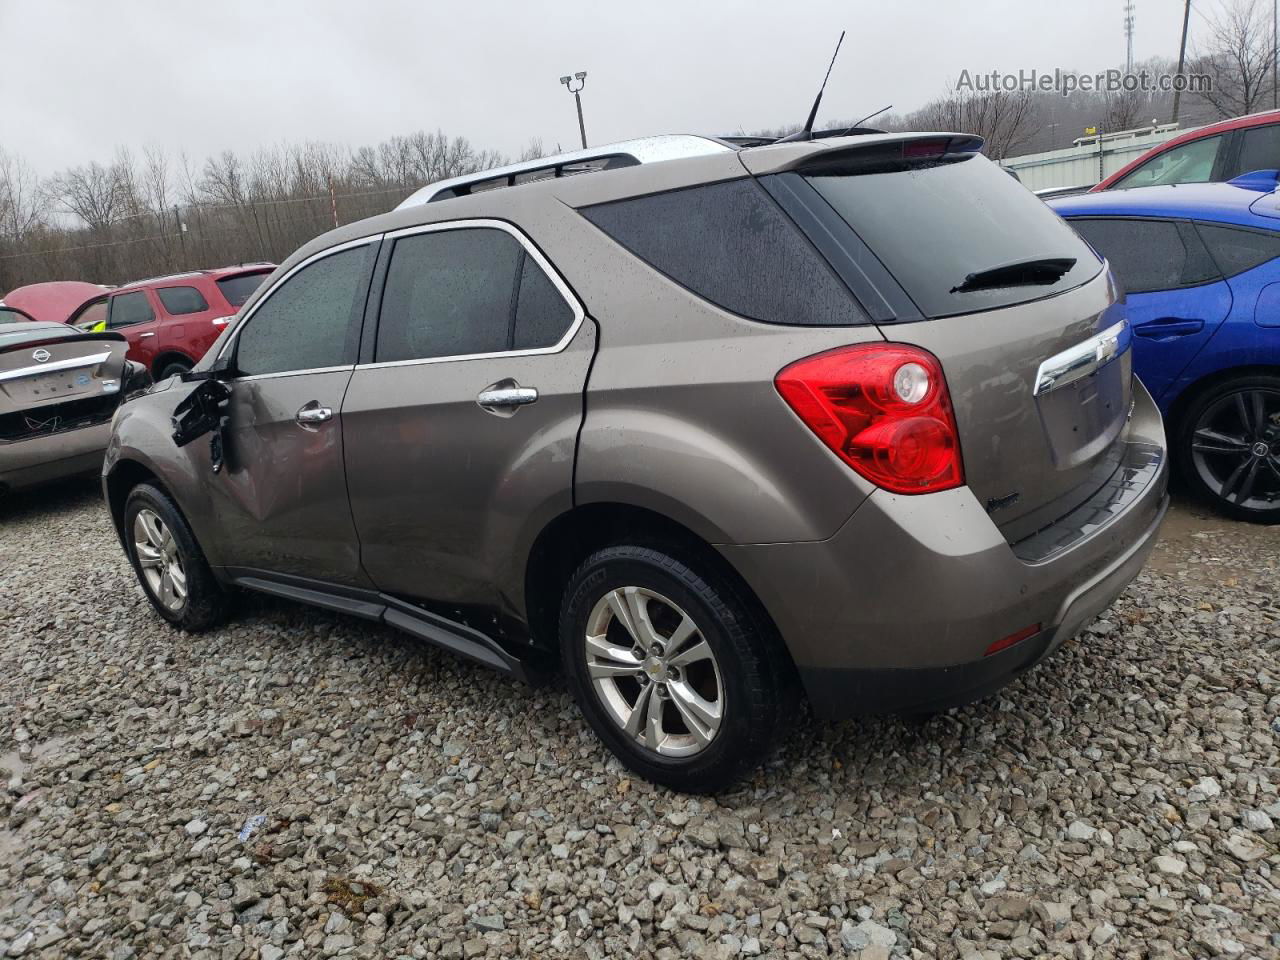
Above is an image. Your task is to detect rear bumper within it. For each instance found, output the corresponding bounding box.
[717,378,1169,719]
[0,420,112,492]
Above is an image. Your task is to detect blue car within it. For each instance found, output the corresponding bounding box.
[1050,175,1280,523]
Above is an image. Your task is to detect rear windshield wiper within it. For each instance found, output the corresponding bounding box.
[950,257,1077,294]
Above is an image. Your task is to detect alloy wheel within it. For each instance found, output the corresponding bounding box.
[132,508,188,612]
[1190,387,1280,512]
[583,586,723,758]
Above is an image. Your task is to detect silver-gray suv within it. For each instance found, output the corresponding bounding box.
[104,133,1169,792]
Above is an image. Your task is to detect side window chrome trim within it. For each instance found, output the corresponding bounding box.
[228,364,356,384]
[216,234,383,361]
[355,218,586,370]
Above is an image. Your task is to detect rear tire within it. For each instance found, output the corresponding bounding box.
[1175,373,1280,524]
[559,544,799,793]
[123,483,227,630]
[156,359,192,380]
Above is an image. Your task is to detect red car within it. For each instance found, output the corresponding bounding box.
[1092,109,1280,192]
[1,280,112,325]
[76,264,275,379]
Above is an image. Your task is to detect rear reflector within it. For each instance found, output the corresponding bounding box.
[985,624,1041,657]
[775,344,964,494]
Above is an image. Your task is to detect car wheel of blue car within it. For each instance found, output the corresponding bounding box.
[1178,374,1280,524]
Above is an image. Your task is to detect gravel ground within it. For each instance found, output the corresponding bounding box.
[1,480,1278,960]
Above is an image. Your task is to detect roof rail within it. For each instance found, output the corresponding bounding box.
[395,135,734,209]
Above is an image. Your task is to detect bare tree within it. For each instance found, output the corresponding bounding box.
[913,87,1037,159]
[1191,0,1277,119]
[0,149,47,241]
[48,160,127,231]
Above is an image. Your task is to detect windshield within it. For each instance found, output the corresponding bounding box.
[805,152,1103,318]
[216,271,271,307]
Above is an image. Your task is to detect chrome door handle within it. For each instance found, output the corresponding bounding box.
[138,332,156,338]
[477,379,538,416]
[295,402,333,426]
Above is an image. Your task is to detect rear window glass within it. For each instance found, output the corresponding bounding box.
[805,152,1102,318]
[581,178,862,326]
[216,271,271,307]
[1070,218,1219,293]
[1195,223,1280,278]
[0,308,31,324]
[156,285,209,315]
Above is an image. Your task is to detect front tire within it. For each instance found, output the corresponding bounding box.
[1175,374,1280,524]
[559,545,798,793]
[123,483,227,630]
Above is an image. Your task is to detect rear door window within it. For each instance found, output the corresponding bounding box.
[108,291,156,328]
[1113,135,1224,189]
[234,246,373,377]
[155,285,210,315]
[376,227,576,362]
[582,178,860,326]
[1070,217,1219,293]
[805,151,1101,318]
[1236,125,1280,176]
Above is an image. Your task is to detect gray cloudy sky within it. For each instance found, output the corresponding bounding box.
[3,0,1188,174]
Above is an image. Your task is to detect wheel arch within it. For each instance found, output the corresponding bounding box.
[1166,363,1280,438]
[151,351,194,377]
[104,457,166,545]
[522,502,788,662]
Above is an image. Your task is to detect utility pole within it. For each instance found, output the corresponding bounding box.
[1172,0,1191,124]
[1124,0,1136,74]
[173,204,186,268]
[560,72,588,149]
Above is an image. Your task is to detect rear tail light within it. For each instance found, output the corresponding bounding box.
[775,344,965,494]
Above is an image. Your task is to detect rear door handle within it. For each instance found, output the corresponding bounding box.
[295,401,333,426]
[138,332,156,339]
[1134,317,1205,339]
[477,379,538,416]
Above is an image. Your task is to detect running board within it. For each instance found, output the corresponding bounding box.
[224,569,530,682]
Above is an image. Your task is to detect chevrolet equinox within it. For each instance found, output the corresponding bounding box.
[104,133,1169,792]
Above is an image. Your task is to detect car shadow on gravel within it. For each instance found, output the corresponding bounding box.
[0,475,102,524]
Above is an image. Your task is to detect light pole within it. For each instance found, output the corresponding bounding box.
[560,72,588,149]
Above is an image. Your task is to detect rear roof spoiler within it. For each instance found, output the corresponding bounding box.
[739,132,985,177]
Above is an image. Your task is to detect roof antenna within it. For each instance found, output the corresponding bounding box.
[840,104,893,135]
[776,31,845,143]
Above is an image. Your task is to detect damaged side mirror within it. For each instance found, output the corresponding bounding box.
[171,379,233,473]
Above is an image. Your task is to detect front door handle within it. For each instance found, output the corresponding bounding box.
[477,379,538,417]
[138,332,156,339]
[295,401,333,427]
[1134,317,1205,339]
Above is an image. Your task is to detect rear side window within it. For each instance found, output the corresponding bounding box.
[216,271,271,307]
[1070,218,1219,293]
[155,285,209,316]
[1237,125,1280,176]
[108,291,155,328]
[235,246,372,377]
[581,178,860,326]
[376,227,576,362]
[1195,223,1280,278]
[806,152,1102,317]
